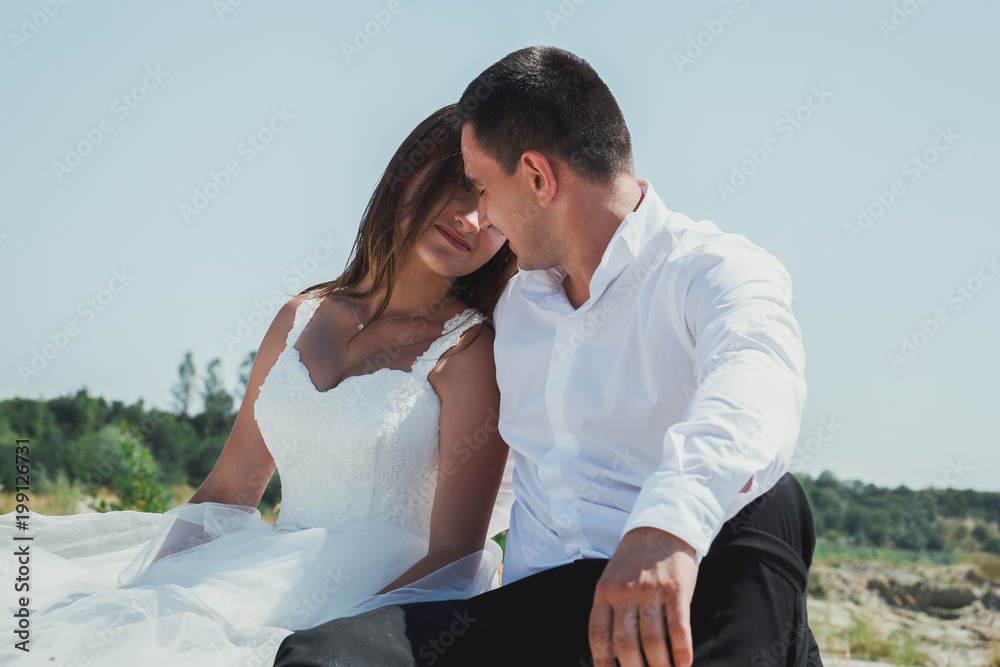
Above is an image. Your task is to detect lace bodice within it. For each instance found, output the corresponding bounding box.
[253,296,487,535]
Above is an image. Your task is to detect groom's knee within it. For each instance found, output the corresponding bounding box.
[273,606,414,667]
[712,473,816,568]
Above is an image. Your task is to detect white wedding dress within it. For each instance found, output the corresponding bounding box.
[0,296,512,666]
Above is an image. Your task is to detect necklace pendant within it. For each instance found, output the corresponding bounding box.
[357,323,365,330]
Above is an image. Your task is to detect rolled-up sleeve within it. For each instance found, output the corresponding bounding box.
[621,236,807,561]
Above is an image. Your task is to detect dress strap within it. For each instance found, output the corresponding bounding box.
[411,308,488,379]
[284,296,323,349]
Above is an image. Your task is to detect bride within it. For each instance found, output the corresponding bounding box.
[0,103,517,666]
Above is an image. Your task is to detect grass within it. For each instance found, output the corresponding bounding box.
[843,609,928,665]
[491,528,507,553]
[809,600,837,655]
[2,482,281,524]
[1,470,115,515]
[29,470,87,514]
[813,538,1000,592]
[956,552,1000,585]
[814,538,956,570]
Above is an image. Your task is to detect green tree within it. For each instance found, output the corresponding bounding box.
[812,486,847,537]
[972,522,991,543]
[1,397,68,485]
[845,505,867,538]
[200,358,234,438]
[171,352,196,416]
[141,411,200,485]
[46,388,107,441]
[237,350,256,402]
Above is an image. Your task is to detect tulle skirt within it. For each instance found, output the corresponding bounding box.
[0,503,503,666]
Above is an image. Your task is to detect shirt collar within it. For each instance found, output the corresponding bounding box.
[519,179,671,313]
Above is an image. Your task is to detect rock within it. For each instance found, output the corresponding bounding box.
[983,587,1000,613]
[810,557,1000,666]
[867,571,978,612]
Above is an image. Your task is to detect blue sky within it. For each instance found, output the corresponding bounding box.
[2,1,998,491]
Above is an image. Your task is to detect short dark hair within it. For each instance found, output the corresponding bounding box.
[454,46,634,185]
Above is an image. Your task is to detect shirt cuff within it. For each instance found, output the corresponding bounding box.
[622,472,733,563]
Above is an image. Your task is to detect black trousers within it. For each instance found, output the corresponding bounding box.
[273,473,824,666]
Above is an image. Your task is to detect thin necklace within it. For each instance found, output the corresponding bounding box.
[350,295,453,331]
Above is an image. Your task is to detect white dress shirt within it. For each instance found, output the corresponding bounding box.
[493,179,807,585]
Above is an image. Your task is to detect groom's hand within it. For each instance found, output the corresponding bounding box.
[588,527,698,667]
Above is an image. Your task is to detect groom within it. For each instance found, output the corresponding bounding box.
[274,46,823,666]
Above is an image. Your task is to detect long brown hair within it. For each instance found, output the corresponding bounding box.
[298,103,516,341]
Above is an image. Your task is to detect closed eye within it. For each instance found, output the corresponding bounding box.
[459,174,485,194]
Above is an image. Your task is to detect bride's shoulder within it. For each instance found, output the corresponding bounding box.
[256,293,323,356]
[428,308,496,383]
[274,293,314,329]
[280,290,338,320]
[441,298,492,329]
[426,310,499,431]
[434,300,493,344]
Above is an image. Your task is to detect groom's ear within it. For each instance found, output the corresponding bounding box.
[519,150,557,206]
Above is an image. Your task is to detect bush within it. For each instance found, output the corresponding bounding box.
[89,426,170,514]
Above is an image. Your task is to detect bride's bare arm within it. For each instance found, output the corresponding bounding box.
[376,321,509,594]
[152,297,302,561]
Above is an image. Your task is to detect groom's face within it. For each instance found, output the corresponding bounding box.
[461,124,550,270]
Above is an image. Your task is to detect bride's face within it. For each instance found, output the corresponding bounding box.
[408,177,507,279]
